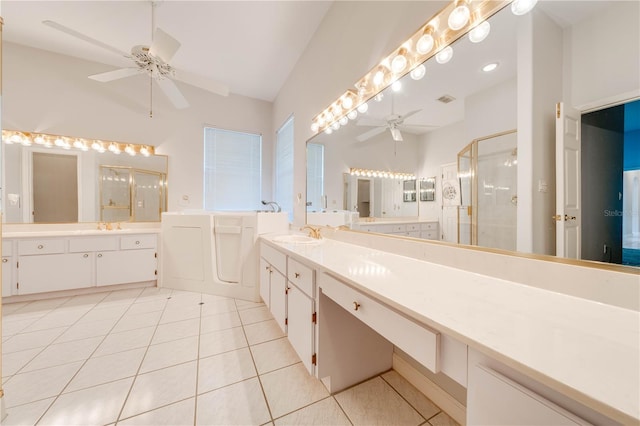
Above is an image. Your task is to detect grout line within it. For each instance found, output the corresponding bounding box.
[193,293,204,426]
[379,372,430,424]
[331,394,355,426]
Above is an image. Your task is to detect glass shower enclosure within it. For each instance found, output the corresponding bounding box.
[457,130,518,251]
[100,165,166,222]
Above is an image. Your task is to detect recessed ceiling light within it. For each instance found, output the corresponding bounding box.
[482,62,499,72]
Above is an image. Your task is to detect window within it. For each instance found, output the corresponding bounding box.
[275,116,294,219]
[204,127,262,211]
[306,143,324,211]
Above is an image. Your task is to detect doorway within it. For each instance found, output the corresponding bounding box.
[581,99,640,267]
[32,152,79,223]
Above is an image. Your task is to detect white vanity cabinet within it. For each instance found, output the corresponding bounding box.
[259,243,288,333]
[3,232,158,297]
[287,257,316,374]
[357,221,439,240]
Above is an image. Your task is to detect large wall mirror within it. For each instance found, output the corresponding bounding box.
[306,1,640,271]
[3,141,168,223]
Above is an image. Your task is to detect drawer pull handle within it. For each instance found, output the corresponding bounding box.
[353,301,361,311]
[97,254,103,258]
[83,254,89,258]
[294,272,300,278]
[2,258,7,263]
[37,244,44,249]
[135,241,141,245]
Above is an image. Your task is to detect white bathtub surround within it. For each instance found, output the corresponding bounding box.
[261,232,640,425]
[161,211,289,302]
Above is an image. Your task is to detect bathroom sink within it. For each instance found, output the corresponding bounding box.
[273,234,323,244]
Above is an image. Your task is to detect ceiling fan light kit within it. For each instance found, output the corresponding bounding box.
[310,0,538,136]
[42,2,229,116]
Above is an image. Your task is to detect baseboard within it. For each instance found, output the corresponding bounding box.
[393,353,467,425]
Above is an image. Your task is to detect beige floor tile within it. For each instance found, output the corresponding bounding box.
[200,298,237,316]
[235,300,266,311]
[3,361,83,408]
[197,347,257,394]
[3,327,68,354]
[2,347,42,377]
[335,376,425,425]
[250,337,300,374]
[428,411,460,426]
[238,305,272,325]
[121,361,197,419]
[200,310,242,334]
[112,310,163,333]
[261,362,329,419]
[97,288,144,307]
[382,370,441,420]
[199,326,247,358]
[1,397,55,426]
[274,397,350,425]
[66,347,146,392]
[54,318,117,343]
[243,319,284,345]
[21,336,103,372]
[151,317,200,344]
[93,326,155,357]
[140,335,199,373]
[39,377,133,426]
[118,398,195,425]
[1,301,32,315]
[197,377,271,425]
[124,299,168,315]
[76,304,129,323]
[22,307,90,332]
[159,304,202,324]
[2,317,40,337]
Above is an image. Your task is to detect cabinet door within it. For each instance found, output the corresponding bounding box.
[2,257,14,297]
[288,283,315,374]
[96,248,157,286]
[18,253,93,294]
[269,269,287,334]
[259,258,271,307]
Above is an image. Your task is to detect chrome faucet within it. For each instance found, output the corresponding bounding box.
[261,200,281,212]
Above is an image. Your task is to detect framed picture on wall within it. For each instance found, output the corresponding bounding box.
[420,177,436,201]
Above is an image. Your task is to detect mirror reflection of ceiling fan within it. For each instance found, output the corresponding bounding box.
[42,2,229,115]
[355,94,436,142]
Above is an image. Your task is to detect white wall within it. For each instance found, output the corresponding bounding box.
[273,1,447,225]
[567,1,640,110]
[2,42,274,215]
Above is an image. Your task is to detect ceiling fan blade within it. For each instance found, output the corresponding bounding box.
[356,126,387,142]
[389,127,403,142]
[356,118,388,127]
[156,78,189,109]
[89,68,142,82]
[42,20,130,58]
[399,109,422,121]
[173,69,230,97]
[149,28,181,63]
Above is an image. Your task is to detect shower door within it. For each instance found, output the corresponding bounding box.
[133,170,166,222]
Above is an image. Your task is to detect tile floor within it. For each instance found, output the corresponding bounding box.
[1,287,459,425]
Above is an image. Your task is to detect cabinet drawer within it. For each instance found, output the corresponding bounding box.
[120,234,157,250]
[391,224,407,233]
[261,242,286,274]
[2,240,13,256]
[407,223,421,232]
[69,236,119,253]
[421,222,438,231]
[421,231,438,240]
[287,257,314,297]
[319,272,440,373]
[18,239,65,255]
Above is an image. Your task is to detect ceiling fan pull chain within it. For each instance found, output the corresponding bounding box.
[150,75,153,118]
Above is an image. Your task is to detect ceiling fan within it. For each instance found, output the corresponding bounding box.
[42,2,229,115]
[355,95,435,142]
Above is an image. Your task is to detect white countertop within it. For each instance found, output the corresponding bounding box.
[262,235,640,424]
[3,228,161,238]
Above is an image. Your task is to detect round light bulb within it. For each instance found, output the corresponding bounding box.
[410,64,426,80]
[54,138,65,147]
[392,81,402,92]
[333,104,342,116]
[391,51,407,74]
[339,116,348,126]
[374,93,384,102]
[511,0,538,15]
[416,33,434,55]
[448,3,470,30]
[140,146,150,157]
[469,21,491,43]
[317,116,325,126]
[357,102,369,114]
[373,69,385,86]
[347,110,358,120]
[325,111,334,122]
[342,96,353,109]
[324,128,333,135]
[34,135,46,145]
[311,122,319,133]
[21,137,32,146]
[435,46,453,64]
[331,121,340,131]
[482,62,499,72]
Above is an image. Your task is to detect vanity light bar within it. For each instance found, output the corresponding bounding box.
[1,130,156,157]
[311,0,519,135]
[350,167,415,181]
